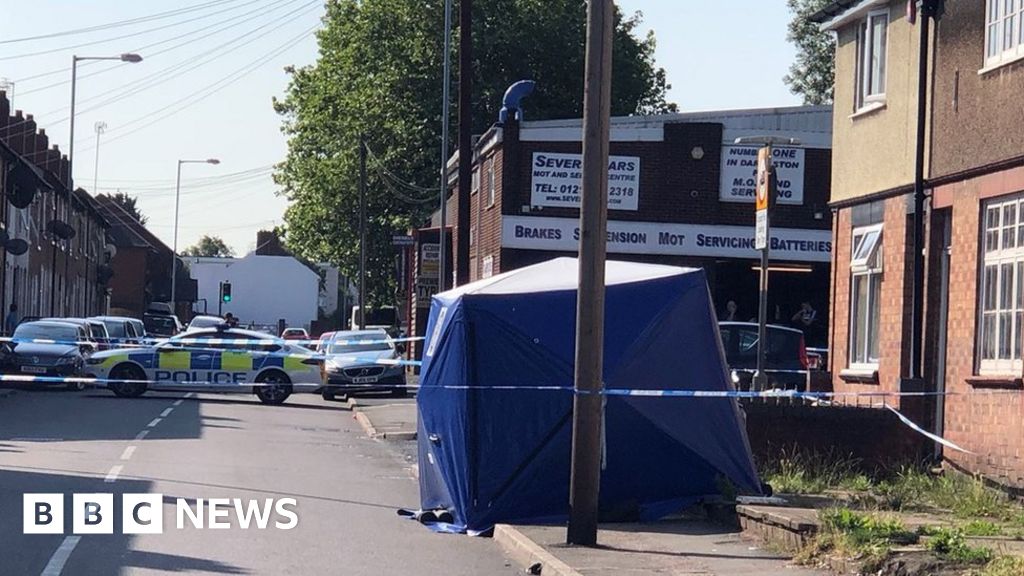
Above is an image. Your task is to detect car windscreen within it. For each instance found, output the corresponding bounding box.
[328,334,392,354]
[14,323,79,342]
[89,325,106,340]
[721,326,804,369]
[102,321,127,338]
[145,316,177,334]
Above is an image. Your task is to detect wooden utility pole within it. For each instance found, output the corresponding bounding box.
[456,0,472,285]
[358,135,367,330]
[567,0,613,547]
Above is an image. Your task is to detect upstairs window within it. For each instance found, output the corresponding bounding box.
[986,0,1024,67]
[855,9,889,110]
[850,224,883,368]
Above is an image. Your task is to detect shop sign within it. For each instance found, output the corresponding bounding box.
[530,152,640,211]
[720,145,805,205]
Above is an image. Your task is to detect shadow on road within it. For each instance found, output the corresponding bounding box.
[0,467,250,575]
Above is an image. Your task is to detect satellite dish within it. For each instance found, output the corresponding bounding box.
[5,238,28,256]
[46,220,76,240]
[6,167,38,209]
[104,243,117,259]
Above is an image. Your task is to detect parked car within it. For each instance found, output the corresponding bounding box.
[281,328,309,340]
[41,318,110,351]
[143,313,183,338]
[718,321,809,391]
[188,315,225,331]
[89,316,143,346]
[315,331,336,354]
[3,320,93,390]
[321,329,406,400]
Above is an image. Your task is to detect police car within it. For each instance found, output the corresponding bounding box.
[85,326,325,405]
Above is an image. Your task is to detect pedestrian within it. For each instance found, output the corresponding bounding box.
[791,301,817,329]
[721,300,739,321]
[223,312,239,328]
[5,303,18,335]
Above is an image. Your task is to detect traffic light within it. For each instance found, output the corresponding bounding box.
[220,282,232,303]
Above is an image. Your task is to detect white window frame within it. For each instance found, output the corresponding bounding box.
[486,158,496,208]
[854,9,889,111]
[985,0,1024,69]
[978,194,1024,375]
[471,168,479,195]
[849,223,884,369]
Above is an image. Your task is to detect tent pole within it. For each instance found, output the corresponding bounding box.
[567,0,613,548]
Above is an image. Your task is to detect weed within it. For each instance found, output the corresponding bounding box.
[926,528,994,565]
[977,555,1024,576]
[759,446,863,495]
[962,520,1005,537]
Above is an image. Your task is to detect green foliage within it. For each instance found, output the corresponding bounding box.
[961,520,1005,537]
[274,0,675,305]
[759,446,863,494]
[926,528,994,565]
[182,235,235,258]
[783,0,836,105]
[978,556,1024,576]
[798,508,916,568]
[101,192,147,226]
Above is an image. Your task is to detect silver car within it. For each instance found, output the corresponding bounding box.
[321,329,407,399]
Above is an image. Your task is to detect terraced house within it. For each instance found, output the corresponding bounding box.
[815,0,1024,486]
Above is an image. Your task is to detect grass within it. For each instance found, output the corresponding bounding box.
[925,527,994,565]
[976,556,1024,576]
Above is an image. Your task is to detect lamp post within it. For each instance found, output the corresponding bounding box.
[170,158,220,316]
[58,53,142,315]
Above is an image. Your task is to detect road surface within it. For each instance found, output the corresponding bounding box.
[0,387,517,576]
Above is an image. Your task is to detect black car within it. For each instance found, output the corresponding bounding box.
[3,321,93,390]
[143,313,182,338]
[718,321,810,391]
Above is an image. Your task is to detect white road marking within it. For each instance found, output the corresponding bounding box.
[134,430,149,441]
[160,407,173,418]
[119,446,136,461]
[40,535,80,576]
[186,392,196,398]
[147,418,162,428]
[172,399,184,407]
[104,465,123,483]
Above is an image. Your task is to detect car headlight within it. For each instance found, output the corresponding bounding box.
[56,355,79,365]
[86,356,106,365]
[325,360,342,373]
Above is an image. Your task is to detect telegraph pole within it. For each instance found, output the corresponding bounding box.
[358,135,368,330]
[437,0,453,291]
[456,0,472,285]
[567,0,613,548]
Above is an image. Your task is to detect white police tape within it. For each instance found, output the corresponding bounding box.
[0,335,425,348]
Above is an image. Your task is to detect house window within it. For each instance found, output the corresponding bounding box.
[850,224,883,368]
[855,9,888,110]
[978,195,1024,374]
[471,168,479,195]
[486,159,496,208]
[986,0,1024,67]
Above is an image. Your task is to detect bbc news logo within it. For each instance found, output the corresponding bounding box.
[23,494,298,534]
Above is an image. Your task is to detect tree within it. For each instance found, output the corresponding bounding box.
[783,0,836,105]
[182,235,235,258]
[274,0,676,305]
[102,192,147,226]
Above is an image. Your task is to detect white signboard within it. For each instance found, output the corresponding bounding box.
[501,215,831,263]
[755,210,768,250]
[530,152,640,211]
[481,255,494,279]
[420,243,439,278]
[720,145,805,205]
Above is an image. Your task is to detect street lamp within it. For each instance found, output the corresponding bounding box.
[733,135,801,391]
[57,52,142,315]
[170,158,221,316]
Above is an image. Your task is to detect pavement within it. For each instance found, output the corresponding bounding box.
[0,385,519,575]
[348,392,829,576]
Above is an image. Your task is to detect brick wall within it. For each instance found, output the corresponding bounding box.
[829,195,913,407]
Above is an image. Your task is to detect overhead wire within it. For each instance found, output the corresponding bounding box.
[82,22,320,153]
[0,0,261,61]
[0,0,244,44]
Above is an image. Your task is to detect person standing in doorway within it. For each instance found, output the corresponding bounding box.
[5,304,18,335]
[792,301,817,331]
[721,300,739,321]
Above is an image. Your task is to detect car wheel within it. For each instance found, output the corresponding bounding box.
[66,381,86,392]
[255,371,292,405]
[321,390,335,401]
[109,364,148,398]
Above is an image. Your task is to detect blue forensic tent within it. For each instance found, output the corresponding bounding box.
[417,258,760,533]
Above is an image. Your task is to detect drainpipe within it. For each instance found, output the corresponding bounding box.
[910,0,936,382]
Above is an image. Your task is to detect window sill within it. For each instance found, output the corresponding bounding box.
[848,101,886,120]
[839,368,879,384]
[979,52,1024,76]
[966,375,1023,389]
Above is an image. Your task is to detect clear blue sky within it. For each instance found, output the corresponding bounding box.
[0,1,801,256]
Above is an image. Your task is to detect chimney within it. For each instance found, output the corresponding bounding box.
[0,92,9,141]
[255,229,287,256]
